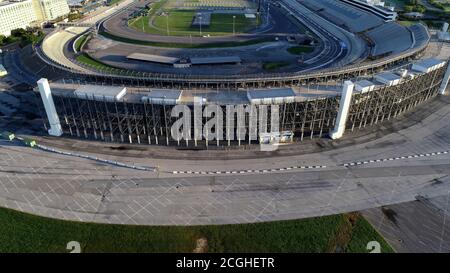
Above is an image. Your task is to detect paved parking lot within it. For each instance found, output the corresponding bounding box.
[0,94,449,225]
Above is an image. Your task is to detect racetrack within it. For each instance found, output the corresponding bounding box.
[35,0,428,86]
[40,0,136,72]
[83,0,355,75]
[100,0,301,44]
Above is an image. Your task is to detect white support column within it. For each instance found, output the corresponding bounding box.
[330,80,354,140]
[443,22,449,33]
[37,78,63,137]
[439,61,450,95]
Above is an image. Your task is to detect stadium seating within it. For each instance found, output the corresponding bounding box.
[301,0,383,32]
[408,23,429,49]
[19,46,67,81]
[299,0,429,59]
[365,22,413,57]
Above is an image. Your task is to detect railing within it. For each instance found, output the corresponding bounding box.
[35,38,429,85]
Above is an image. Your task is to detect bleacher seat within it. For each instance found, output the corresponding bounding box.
[301,0,383,32]
[408,23,429,49]
[365,22,414,57]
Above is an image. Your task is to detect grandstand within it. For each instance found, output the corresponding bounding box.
[301,0,383,33]
[19,0,444,148]
[409,24,429,49]
[31,0,431,88]
[365,22,413,57]
[299,0,428,59]
[36,57,449,146]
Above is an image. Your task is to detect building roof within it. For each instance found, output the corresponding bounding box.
[413,58,445,69]
[375,72,401,82]
[145,89,182,100]
[74,85,126,99]
[355,79,375,88]
[190,56,241,65]
[247,88,296,100]
[141,89,183,105]
[127,53,179,65]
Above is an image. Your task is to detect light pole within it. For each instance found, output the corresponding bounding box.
[233,15,236,35]
[199,13,202,36]
[166,14,170,36]
[141,11,144,32]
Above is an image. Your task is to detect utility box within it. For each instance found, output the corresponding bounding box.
[0,64,7,77]
[0,131,15,141]
[280,131,294,143]
[24,138,37,147]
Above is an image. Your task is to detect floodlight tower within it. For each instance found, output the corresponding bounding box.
[199,13,202,36]
[166,14,170,35]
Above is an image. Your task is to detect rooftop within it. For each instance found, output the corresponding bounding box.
[46,82,337,105]
[74,85,127,100]
[127,53,179,65]
[190,56,241,65]
[355,79,375,87]
[247,88,296,100]
[413,58,445,69]
[145,89,183,100]
[375,72,402,82]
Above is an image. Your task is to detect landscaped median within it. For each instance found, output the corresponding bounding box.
[75,53,130,75]
[263,61,290,71]
[76,53,112,70]
[0,207,393,253]
[287,45,314,55]
[99,30,272,49]
[74,34,89,52]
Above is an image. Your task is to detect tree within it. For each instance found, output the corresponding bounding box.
[0,35,6,46]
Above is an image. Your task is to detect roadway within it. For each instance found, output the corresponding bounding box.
[0,94,449,225]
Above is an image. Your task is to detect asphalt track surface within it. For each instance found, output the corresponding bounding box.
[0,95,449,225]
[40,0,136,72]
[39,0,376,79]
[281,0,366,66]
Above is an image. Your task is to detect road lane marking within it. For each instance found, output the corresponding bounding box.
[342,150,450,167]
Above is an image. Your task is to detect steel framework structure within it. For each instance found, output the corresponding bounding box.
[35,64,448,147]
[347,65,447,131]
